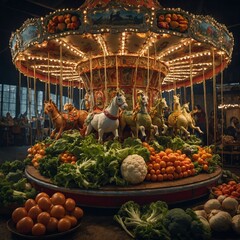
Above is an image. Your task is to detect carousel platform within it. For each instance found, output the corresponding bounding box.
[25,165,222,208]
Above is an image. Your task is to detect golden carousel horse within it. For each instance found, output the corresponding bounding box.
[167,95,203,137]
[120,91,159,141]
[181,102,203,134]
[44,99,88,139]
[167,95,190,137]
[150,97,168,135]
[85,90,128,143]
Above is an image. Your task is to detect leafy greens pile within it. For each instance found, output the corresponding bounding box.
[37,131,150,189]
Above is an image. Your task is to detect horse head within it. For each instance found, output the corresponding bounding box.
[115,90,128,110]
[182,102,190,112]
[44,99,58,115]
[64,103,74,112]
[139,92,148,107]
[173,94,180,103]
[161,98,168,109]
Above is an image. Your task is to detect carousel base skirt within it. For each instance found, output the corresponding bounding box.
[25,166,222,208]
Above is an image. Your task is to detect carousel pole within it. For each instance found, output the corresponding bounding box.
[133,58,140,109]
[103,51,108,105]
[189,41,194,110]
[146,47,150,96]
[202,69,209,146]
[220,52,224,166]
[89,54,94,111]
[116,55,119,90]
[33,66,38,141]
[27,74,32,146]
[47,52,50,101]
[212,48,217,144]
[59,45,63,111]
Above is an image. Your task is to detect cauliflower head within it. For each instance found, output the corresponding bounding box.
[121,154,147,184]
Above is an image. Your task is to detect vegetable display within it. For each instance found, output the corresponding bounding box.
[114,200,211,240]
[0,159,37,208]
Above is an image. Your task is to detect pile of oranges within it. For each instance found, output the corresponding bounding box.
[59,152,77,164]
[143,142,196,182]
[27,143,46,169]
[11,191,83,236]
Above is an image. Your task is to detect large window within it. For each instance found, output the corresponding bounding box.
[2,84,16,117]
[20,87,28,115]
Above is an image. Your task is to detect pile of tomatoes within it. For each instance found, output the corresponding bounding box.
[11,191,84,236]
[27,143,47,169]
[143,143,196,182]
[211,180,240,200]
[59,152,77,164]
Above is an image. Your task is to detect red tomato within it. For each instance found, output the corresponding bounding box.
[12,207,28,224]
[32,223,46,236]
[16,217,34,234]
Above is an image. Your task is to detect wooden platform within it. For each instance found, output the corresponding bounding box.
[25,166,222,208]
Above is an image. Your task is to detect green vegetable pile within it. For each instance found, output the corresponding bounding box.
[0,159,37,207]
[35,131,150,189]
[114,200,211,240]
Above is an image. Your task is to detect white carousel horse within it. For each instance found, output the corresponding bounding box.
[85,90,128,143]
[120,91,159,141]
[150,97,168,135]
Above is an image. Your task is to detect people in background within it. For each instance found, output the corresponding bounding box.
[192,104,206,144]
[5,112,14,126]
[226,116,240,140]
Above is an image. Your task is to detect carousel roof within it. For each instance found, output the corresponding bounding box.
[9,0,234,91]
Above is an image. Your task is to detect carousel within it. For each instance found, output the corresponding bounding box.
[9,0,234,208]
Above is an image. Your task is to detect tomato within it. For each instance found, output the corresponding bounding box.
[32,223,46,236]
[157,174,164,182]
[65,215,77,227]
[58,217,71,232]
[71,207,84,220]
[51,192,66,206]
[37,212,51,226]
[24,199,36,212]
[12,207,28,223]
[16,216,34,234]
[50,205,65,219]
[46,217,58,233]
[28,205,42,221]
[37,197,52,211]
[64,198,76,212]
[35,192,50,203]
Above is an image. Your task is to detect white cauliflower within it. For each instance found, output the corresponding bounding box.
[120,154,147,184]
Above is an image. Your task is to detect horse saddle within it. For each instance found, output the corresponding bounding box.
[63,110,79,122]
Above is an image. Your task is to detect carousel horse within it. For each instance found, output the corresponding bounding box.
[181,102,204,134]
[85,90,128,143]
[44,99,88,139]
[120,91,159,141]
[150,97,168,135]
[167,95,191,137]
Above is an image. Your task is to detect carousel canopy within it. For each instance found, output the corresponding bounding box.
[9,0,234,92]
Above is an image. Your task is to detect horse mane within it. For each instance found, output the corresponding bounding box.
[51,100,61,114]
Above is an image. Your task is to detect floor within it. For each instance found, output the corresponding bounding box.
[0,145,240,240]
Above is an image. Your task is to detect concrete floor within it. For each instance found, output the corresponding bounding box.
[0,145,239,240]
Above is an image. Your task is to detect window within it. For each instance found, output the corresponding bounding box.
[37,91,43,115]
[2,84,16,117]
[20,87,28,115]
[0,84,2,114]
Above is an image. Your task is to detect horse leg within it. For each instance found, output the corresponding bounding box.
[151,124,159,136]
[56,126,64,139]
[112,128,119,141]
[190,124,203,134]
[138,125,146,141]
[50,128,57,139]
[85,124,93,136]
[162,123,168,135]
[180,126,190,137]
[98,128,104,143]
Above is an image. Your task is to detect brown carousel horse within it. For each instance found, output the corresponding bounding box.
[44,99,88,139]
